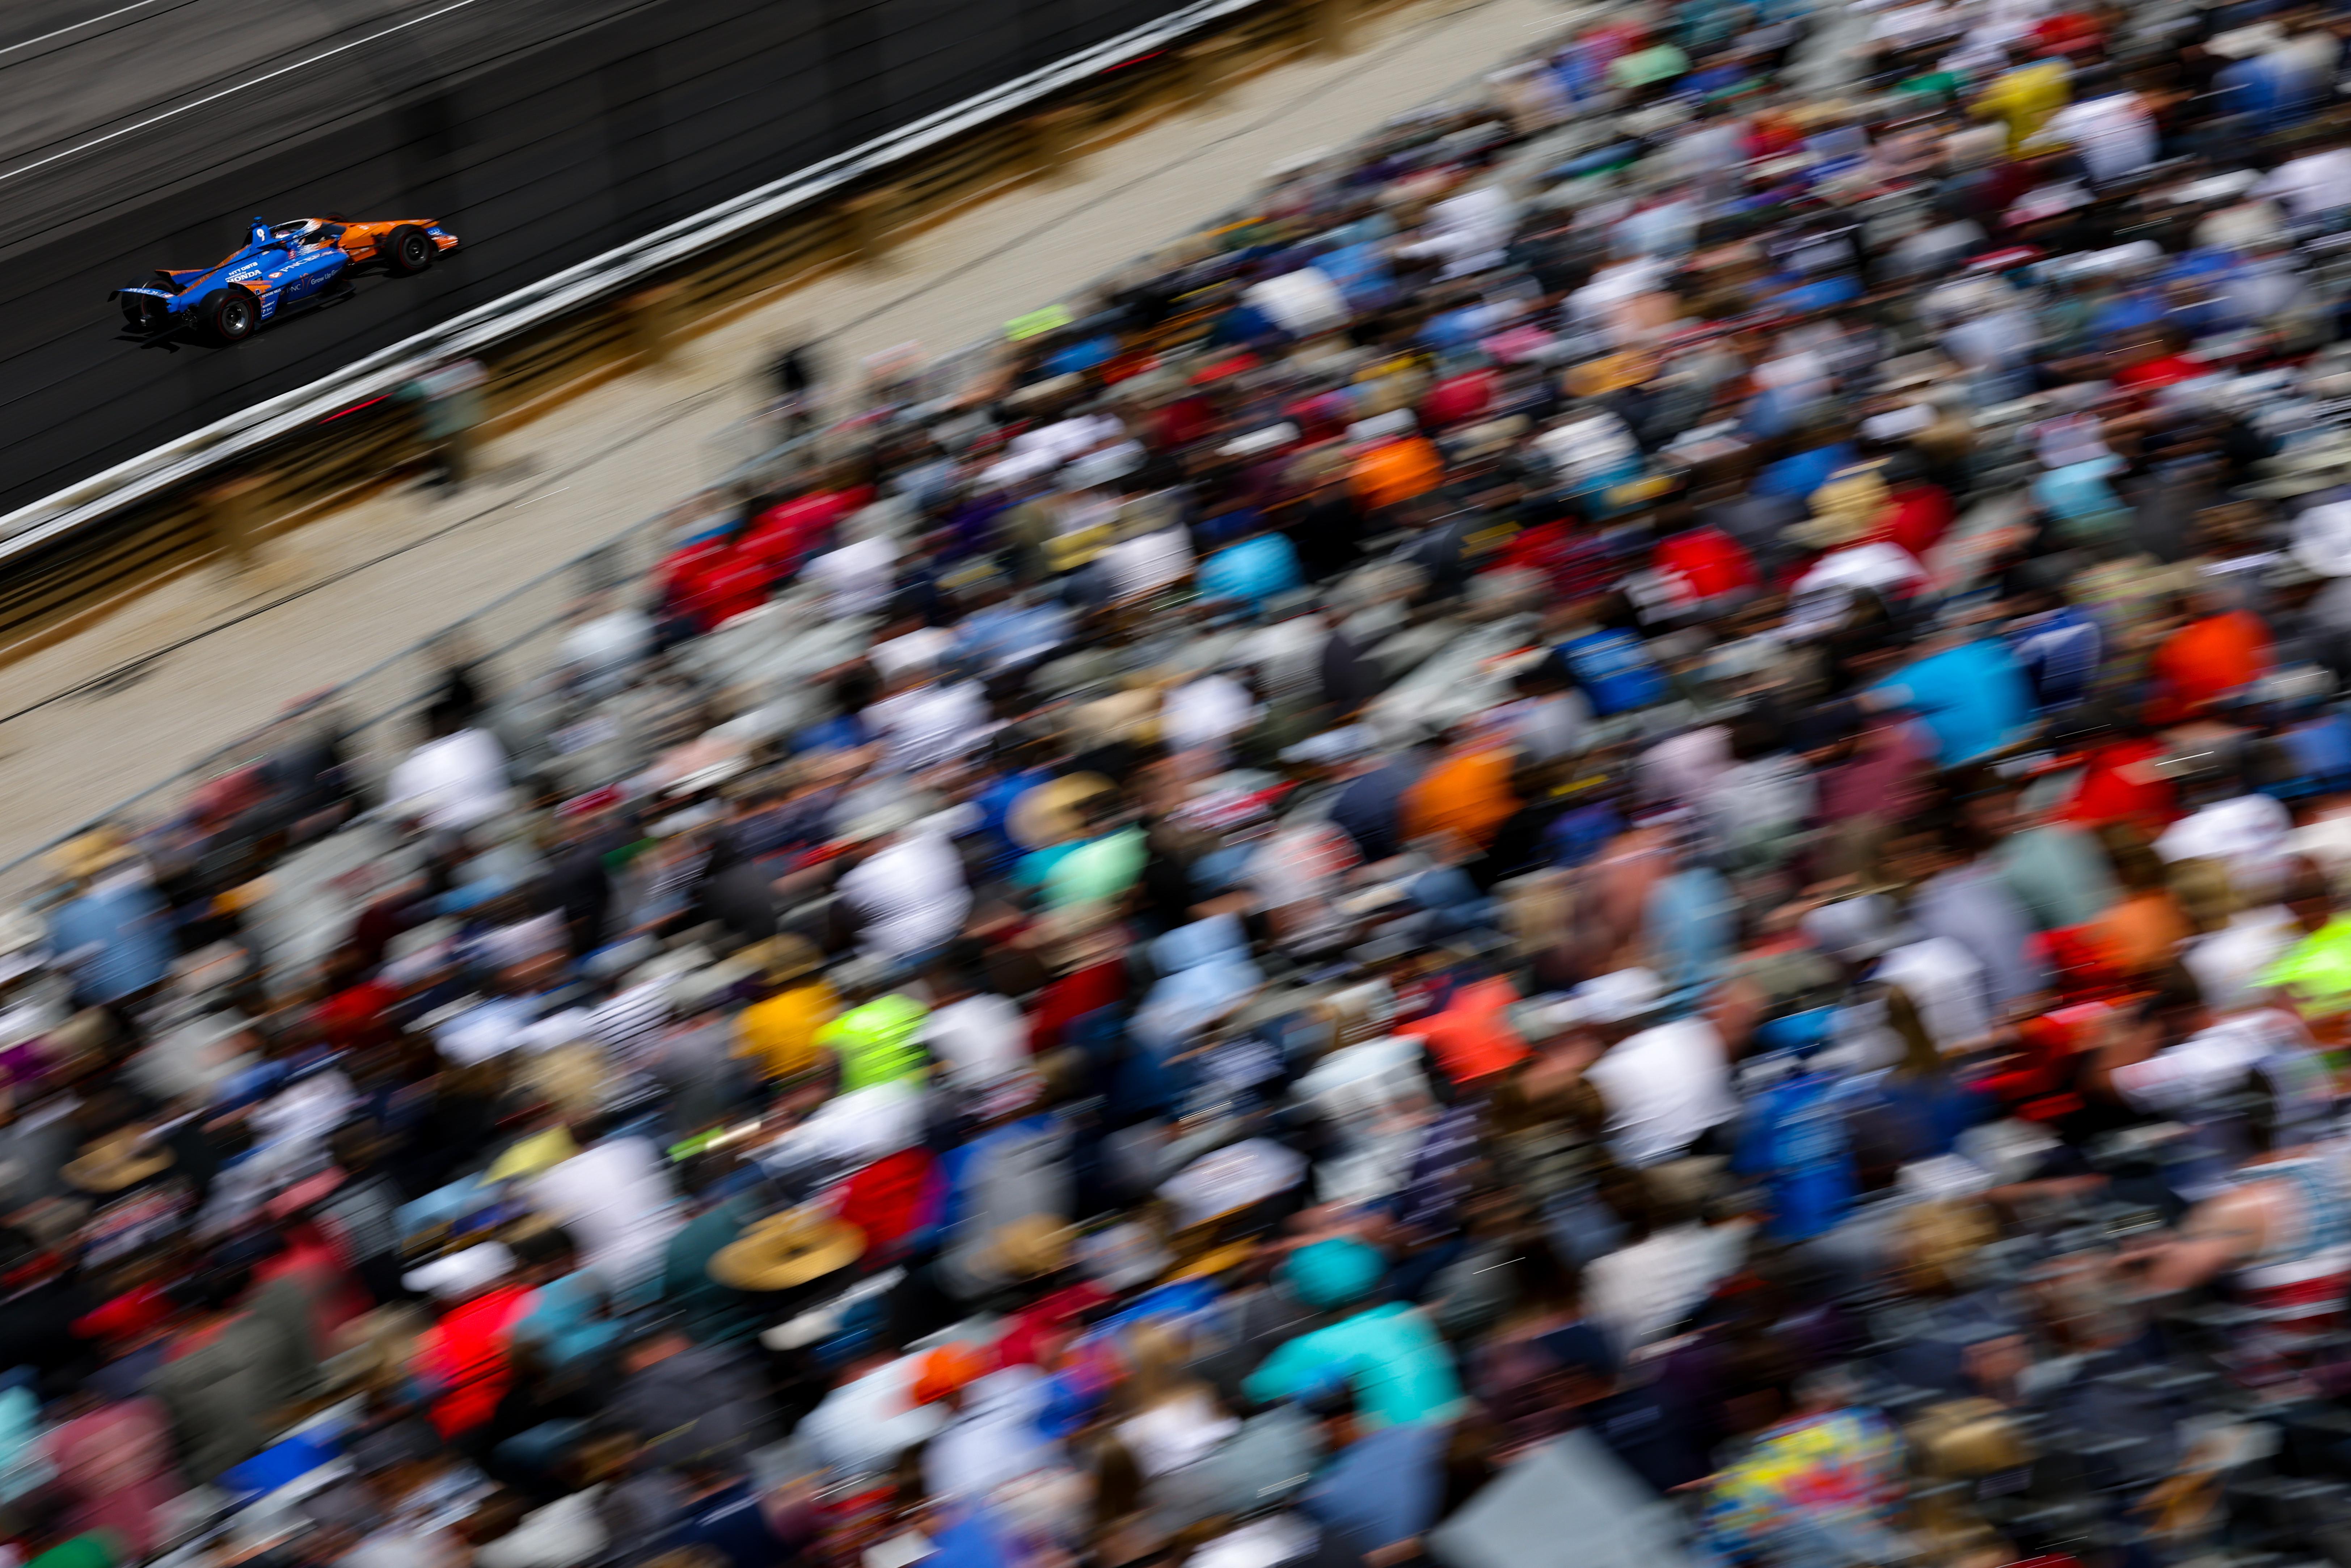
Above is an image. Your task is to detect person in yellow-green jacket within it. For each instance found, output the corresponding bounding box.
[2257,862,2351,1036]
[814,957,930,1092]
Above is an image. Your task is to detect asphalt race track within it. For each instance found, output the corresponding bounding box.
[0,0,1177,517]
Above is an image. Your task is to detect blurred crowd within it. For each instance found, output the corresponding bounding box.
[29,0,2351,1565]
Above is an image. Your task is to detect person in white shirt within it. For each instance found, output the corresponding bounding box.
[1162,671,1258,768]
[1583,1163,1751,1356]
[1571,968,1738,1168]
[2258,142,2351,220]
[925,1363,1058,1500]
[797,1346,947,1478]
[1292,1032,1437,1204]
[838,818,972,962]
[522,1128,683,1294]
[2038,76,2155,184]
[806,504,902,618]
[386,700,511,831]
[919,954,1029,1089]
[1803,894,1993,1066]
[1100,516,1194,602]
[2156,787,2292,896]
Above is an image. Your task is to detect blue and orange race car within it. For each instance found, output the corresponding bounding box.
[113,215,459,343]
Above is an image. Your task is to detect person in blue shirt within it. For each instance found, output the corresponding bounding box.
[2005,577,2104,711]
[46,834,171,1007]
[1555,592,1670,716]
[653,1462,807,1568]
[1752,440,1854,501]
[1866,629,2034,766]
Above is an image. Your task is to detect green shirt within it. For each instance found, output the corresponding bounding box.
[816,993,930,1091]
[2262,917,2351,1020]
[1244,1303,1465,1430]
[1044,827,1147,908]
[1609,43,1690,88]
[1993,825,2118,932]
[29,1537,116,1568]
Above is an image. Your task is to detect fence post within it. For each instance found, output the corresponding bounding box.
[1312,0,1358,56]
[625,283,684,368]
[200,475,266,572]
[1026,105,1089,185]
[1181,34,1242,110]
[844,187,902,267]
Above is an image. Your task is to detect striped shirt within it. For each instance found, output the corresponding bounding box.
[591,979,675,1068]
[318,1172,402,1262]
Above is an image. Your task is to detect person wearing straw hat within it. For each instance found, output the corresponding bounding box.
[705,1205,865,1295]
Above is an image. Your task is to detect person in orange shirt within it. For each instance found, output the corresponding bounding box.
[2086,827,2192,975]
[1402,734,1516,852]
[1349,432,1443,513]
[2147,592,2270,724]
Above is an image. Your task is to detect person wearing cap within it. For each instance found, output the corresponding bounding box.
[795,1334,951,1482]
[920,1337,1063,1502]
[403,1242,535,1449]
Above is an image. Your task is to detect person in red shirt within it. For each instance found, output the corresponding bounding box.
[1881,468,1955,560]
[408,1242,537,1441]
[739,484,873,579]
[313,944,398,1054]
[1415,972,1532,1087]
[1654,524,1757,605]
[1419,366,1496,431]
[2113,326,2200,393]
[684,549,776,634]
[2059,706,2180,835]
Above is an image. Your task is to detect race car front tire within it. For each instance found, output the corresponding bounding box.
[199,288,259,344]
[385,225,435,275]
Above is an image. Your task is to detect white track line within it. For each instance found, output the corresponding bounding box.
[0,0,476,184]
[0,0,164,62]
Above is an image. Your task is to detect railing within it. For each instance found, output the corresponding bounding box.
[0,0,1280,562]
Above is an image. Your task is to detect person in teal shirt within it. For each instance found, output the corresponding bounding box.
[1243,1238,1464,1429]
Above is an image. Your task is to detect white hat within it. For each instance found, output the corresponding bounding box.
[401,1241,516,1301]
[1567,967,1664,1025]
[2293,500,2351,578]
[2206,20,2285,56]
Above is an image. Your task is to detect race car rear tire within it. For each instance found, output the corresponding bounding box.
[199,288,259,344]
[385,225,434,275]
[119,288,170,332]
